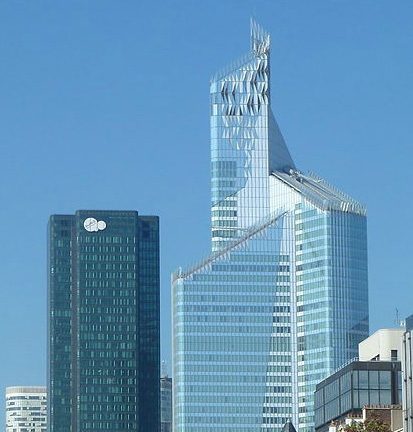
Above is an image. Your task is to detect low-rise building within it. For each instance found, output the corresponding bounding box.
[6,386,47,432]
[327,405,402,432]
[402,314,413,432]
[315,329,403,432]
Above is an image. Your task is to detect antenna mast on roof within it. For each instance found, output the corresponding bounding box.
[161,360,168,378]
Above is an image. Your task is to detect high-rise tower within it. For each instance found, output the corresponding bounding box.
[48,210,160,432]
[172,21,368,432]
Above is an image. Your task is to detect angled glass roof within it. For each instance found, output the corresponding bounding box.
[272,169,366,215]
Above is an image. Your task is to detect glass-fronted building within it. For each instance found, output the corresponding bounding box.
[161,376,172,432]
[172,21,369,432]
[48,210,160,432]
[6,386,47,432]
[314,360,402,432]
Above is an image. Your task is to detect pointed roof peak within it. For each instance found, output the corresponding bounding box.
[250,18,270,55]
[282,420,297,432]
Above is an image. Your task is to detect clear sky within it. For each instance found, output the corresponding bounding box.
[0,0,412,425]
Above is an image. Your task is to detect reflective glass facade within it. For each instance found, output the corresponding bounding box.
[48,210,160,432]
[173,21,368,432]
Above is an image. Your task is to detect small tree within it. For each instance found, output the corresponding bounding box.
[343,418,391,432]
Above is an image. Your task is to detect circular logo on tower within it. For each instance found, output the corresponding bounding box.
[84,218,106,232]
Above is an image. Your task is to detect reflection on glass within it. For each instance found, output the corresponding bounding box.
[369,390,379,405]
[359,390,369,407]
[352,371,358,388]
[359,371,369,389]
[369,370,379,389]
[341,372,351,393]
[341,391,351,412]
[397,371,403,390]
[380,389,392,405]
[379,371,391,389]
[353,389,359,407]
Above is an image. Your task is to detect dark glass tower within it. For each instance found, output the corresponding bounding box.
[48,210,160,432]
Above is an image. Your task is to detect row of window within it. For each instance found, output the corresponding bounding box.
[79,236,135,244]
[211,264,289,272]
[175,304,290,313]
[212,199,237,208]
[193,274,285,283]
[211,210,237,217]
[174,353,292,363]
[82,272,136,279]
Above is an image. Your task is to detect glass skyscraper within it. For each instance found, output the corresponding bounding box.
[48,210,160,432]
[172,21,368,432]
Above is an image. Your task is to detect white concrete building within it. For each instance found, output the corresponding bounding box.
[6,386,46,432]
[402,314,413,432]
[359,328,404,362]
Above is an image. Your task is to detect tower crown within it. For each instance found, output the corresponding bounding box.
[251,18,270,55]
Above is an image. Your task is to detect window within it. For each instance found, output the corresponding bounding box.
[369,390,379,404]
[379,389,391,405]
[379,371,391,389]
[369,370,379,389]
[359,390,369,407]
[359,371,368,389]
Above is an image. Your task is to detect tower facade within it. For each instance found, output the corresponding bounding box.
[6,386,47,432]
[48,210,160,432]
[172,22,369,432]
[160,375,172,432]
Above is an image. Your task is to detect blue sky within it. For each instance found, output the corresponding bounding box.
[0,0,412,424]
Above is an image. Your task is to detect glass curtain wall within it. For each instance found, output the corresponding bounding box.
[173,20,368,432]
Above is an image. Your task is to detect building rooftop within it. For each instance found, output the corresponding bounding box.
[6,386,46,395]
[272,170,366,216]
[359,328,404,362]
